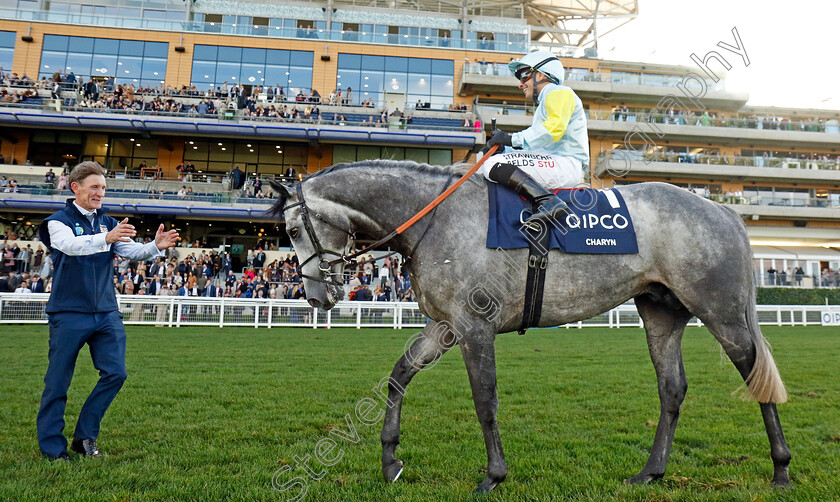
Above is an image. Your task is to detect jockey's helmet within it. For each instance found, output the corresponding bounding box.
[508,50,565,85]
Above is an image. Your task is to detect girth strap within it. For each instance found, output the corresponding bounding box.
[518,224,550,335]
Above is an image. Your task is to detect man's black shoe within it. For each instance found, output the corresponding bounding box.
[44,452,71,462]
[71,438,101,458]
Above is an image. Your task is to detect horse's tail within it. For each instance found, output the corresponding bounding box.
[736,272,788,403]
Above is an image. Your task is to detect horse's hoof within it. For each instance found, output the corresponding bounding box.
[625,471,663,484]
[383,460,404,482]
[772,477,792,489]
[474,476,502,493]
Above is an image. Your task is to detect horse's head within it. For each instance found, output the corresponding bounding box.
[269,180,352,310]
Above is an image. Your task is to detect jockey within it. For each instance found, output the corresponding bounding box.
[481,50,590,227]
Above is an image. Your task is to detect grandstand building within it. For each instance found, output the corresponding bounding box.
[1,0,839,286]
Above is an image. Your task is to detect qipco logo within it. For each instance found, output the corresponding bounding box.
[565,213,629,230]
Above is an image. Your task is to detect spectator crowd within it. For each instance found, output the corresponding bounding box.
[1,236,416,302]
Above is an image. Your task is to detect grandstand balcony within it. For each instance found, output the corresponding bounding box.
[593,153,840,186]
[460,63,749,109]
[0,187,277,220]
[0,102,482,149]
[0,169,279,220]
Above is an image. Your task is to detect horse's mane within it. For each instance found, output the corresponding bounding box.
[267,160,471,219]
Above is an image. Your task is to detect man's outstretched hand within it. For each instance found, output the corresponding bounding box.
[106,218,136,244]
[155,224,180,250]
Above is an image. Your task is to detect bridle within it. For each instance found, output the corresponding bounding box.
[280,183,354,287]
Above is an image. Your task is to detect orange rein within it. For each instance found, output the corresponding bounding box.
[395,144,498,235]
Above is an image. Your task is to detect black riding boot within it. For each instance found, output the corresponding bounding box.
[489,163,570,228]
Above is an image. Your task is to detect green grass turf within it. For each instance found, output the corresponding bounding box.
[0,324,838,501]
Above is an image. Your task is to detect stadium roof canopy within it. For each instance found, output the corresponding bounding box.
[296,0,638,48]
[522,0,639,47]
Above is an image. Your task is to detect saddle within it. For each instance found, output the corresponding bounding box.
[485,183,639,334]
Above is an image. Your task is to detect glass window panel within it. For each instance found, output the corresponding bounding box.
[240,63,262,84]
[361,54,384,71]
[338,53,361,69]
[381,146,405,160]
[94,38,120,55]
[408,57,431,74]
[332,145,356,164]
[429,95,450,108]
[289,50,311,66]
[242,47,265,64]
[141,78,165,87]
[406,93,427,105]
[216,62,240,83]
[191,61,216,83]
[336,69,359,90]
[385,56,407,72]
[0,48,13,71]
[40,52,66,74]
[357,145,380,160]
[266,49,289,66]
[288,67,311,89]
[141,58,166,79]
[209,142,233,162]
[72,37,95,54]
[217,46,242,62]
[43,35,69,52]
[117,56,142,78]
[361,91,381,105]
[384,72,407,93]
[431,58,453,75]
[406,74,429,94]
[0,31,15,48]
[64,53,92,75]
[428,149,452,166]
[263,65,287,87]
[144,41,168,58]
[360,72,382,94]
[193,44,217,61]
[91,54,118,76]
[430,75,454,96]
[119,40,144,56]
[404,148,428,163]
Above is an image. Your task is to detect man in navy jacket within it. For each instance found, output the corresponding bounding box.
[36,162,179,461]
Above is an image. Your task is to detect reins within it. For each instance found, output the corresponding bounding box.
[281,145,499,285]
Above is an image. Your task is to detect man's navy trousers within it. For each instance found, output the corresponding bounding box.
[37,311,127,457]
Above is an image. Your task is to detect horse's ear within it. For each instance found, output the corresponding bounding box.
[266,180,295,219]
[269,180,293,199]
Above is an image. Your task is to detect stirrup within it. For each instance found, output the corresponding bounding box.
[519,209,541,232]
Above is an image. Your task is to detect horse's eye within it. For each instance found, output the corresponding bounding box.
[289,227,299,239]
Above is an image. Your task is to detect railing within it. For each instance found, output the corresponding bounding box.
[586,110,839,134]
[0,187,278,205]
[0,101,474,133]
[462,66,728,91]
[1,8,530,53]
[1,294,835,328]
[598,151,840,171]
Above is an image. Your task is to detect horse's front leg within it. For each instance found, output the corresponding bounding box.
[381,320,454,482]
[459,331,507,493]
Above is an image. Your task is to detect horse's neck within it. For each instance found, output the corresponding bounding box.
[310,167,453,252]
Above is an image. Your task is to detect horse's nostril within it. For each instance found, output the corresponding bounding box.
[308,298,322,308]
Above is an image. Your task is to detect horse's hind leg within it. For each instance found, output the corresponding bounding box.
[627,293,693,484]
[703,318,791,487]
[381,320,455,483]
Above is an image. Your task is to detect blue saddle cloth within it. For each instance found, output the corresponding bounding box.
[486,183,638,254]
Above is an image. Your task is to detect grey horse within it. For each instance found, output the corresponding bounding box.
[269,160,790,493]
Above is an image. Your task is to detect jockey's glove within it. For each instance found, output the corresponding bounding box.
[482,129,513,154]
